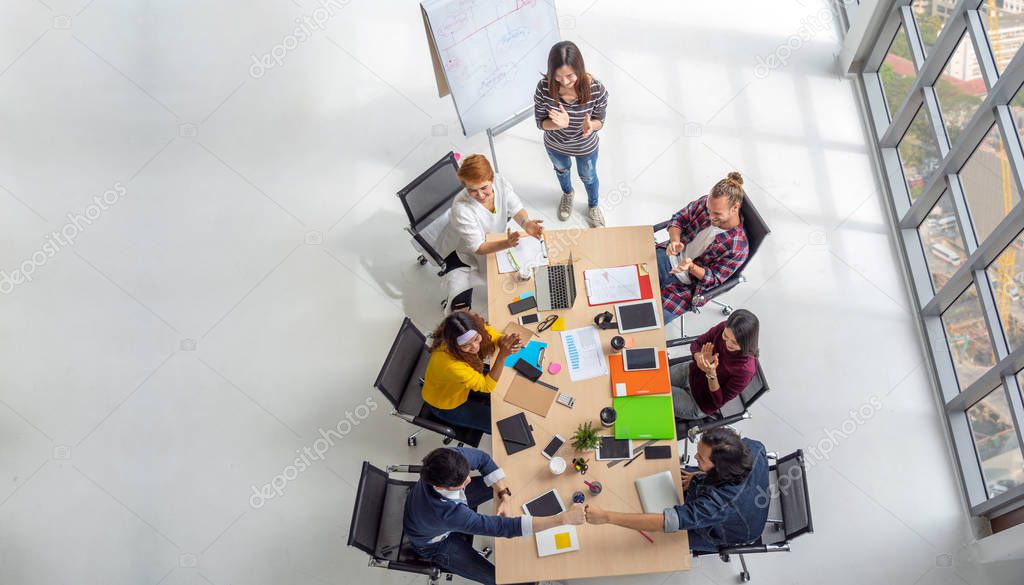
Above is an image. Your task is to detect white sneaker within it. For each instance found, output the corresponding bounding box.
[558,191,574,221]
[587,205,605,227]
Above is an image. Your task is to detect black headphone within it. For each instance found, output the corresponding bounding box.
[593,311,618,330]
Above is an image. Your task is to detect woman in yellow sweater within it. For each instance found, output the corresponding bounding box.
[422,311,522,434]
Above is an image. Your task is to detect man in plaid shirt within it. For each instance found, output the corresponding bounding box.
[656,173,749,324]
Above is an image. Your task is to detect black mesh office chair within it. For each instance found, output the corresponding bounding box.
[654,195,770,335]
[666,338,770,465]
[692,450,813,581]
[374,317,483,448]
[347,462,443,582]
[397,151,468,277]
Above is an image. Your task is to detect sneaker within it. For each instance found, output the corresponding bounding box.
[538,582,565,585]
[587,205,605,227]
[557,191,574,221]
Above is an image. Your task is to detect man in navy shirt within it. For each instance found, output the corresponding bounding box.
[404,447,584,585]
[583,428,769,552]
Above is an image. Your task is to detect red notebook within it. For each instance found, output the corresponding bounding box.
[608,351,671,397]
[586,264,654,307]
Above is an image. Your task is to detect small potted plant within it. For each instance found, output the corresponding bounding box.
[571,421,601,452]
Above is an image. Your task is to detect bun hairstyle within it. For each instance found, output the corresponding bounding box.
[429,311,495,371]
[710,171,745,207]
[456,154,495,185]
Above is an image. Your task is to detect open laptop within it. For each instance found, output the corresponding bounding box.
[534,252,577,311]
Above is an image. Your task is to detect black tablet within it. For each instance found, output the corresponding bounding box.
[522,489,566,517]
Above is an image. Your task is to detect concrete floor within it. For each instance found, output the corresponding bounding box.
[0,0,1021,584]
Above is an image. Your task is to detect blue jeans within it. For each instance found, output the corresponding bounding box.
[656,247,680,324]
[546,146,600,207]
[428,392,492,434]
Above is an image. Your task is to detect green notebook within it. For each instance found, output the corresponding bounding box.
[613,395,676,440]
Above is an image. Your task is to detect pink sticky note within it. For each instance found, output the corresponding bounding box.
[548,362,561,375]
[624,336,635,348]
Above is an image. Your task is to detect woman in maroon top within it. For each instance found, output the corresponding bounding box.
[670,310,759,420]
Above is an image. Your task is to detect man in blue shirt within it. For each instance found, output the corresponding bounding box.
[583,428,769,552]
[404,447,584,585]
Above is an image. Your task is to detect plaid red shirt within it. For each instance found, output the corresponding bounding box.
[661,195,749,317]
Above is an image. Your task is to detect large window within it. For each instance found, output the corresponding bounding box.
[859,1,1024,517]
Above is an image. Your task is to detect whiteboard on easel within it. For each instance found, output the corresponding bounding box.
[421,0,560,137]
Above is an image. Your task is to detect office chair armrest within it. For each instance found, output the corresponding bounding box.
[698,275,747,301]
[406,229,446,267]
[666,335,698,348]
[410,416,457,439]
[653,220,671,233]
[686,413,747,440]
[766,451,778,461]
[386,465,423,474]
[719,543,790,555]
[378,560,441,578]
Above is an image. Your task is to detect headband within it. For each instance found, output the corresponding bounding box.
[456,329,480,346]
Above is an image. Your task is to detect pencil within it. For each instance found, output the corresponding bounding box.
[623,452,642,467]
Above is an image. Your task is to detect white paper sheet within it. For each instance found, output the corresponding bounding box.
[584,266,642,304]
[535,524,579,557]
[496,236,549,274]
[560,326,608,382]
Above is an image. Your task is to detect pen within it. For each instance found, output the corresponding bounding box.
[508,250,520,272]
[622,452,643,467]
[637,530,654,543]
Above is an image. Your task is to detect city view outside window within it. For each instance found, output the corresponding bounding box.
[919,192,968,293]
[865,0,1024,513]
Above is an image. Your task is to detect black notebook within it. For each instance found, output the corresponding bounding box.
[496,412,535,455]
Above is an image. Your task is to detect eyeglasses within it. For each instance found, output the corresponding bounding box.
[537,314,559,333]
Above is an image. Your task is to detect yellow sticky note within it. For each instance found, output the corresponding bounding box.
[554,531,572,550]
[552,317,566,331]
[638,263,649,276]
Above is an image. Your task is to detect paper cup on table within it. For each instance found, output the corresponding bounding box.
[549,456,567,475]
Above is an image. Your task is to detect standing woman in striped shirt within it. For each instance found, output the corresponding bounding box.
[534,41,610,227]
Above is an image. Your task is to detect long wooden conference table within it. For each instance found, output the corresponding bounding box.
[486,226,690,584]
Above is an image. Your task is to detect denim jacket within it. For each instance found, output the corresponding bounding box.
[663,438,769,548]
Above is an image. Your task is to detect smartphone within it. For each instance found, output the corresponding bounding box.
[542,435,565,459]
[645,445,672,460]
[508,296,538,315]
[623,347,659,371]
[519,313,540,325]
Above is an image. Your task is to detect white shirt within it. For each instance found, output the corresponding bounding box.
[445,173,524,270]
[672,224,725,285]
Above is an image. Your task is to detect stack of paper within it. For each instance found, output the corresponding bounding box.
[560,326,607,382]
[584,266,642,304]
[496,236,549,274]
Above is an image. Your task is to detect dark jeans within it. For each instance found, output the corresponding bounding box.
[428,391,492,434]
[546,145,600,207]
[413,477,511,585]
[656,247,681,324]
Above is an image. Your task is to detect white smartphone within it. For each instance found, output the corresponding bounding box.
[623,347,659,371]
[519,313,540,326]
[541,435,565,459]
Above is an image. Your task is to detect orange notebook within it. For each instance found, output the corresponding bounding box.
[608,351,671,397]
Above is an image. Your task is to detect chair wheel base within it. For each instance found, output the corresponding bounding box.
[722,307,733,315]
[407,436,418,447]
[418,255,428,265]
[740,571,750,582]
[442,437,454,445]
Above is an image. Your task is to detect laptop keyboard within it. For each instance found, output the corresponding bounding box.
[548,268,568,308]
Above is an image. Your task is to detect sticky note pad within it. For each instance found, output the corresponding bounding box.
[554,531,572,550]
[552,316,566,331]
[624,336,635,348]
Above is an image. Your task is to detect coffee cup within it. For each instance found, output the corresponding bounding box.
[600,407,617,427]
[549,456,567,475]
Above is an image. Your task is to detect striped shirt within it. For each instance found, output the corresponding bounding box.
[533,77,609,156]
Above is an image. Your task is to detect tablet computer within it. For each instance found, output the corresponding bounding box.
[623,347,659,371]
[614,300,661,334]
[595,436,633,460]
[522,489,566,517]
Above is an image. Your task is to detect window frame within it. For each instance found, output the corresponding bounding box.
[851,0,1024,517]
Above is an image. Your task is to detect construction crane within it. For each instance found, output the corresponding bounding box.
[988,5,1017,323]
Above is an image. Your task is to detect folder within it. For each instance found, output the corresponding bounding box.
[586,264,654,307]
[608,351,671,397]
[613,395,676,440]
[504,374,557,417]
